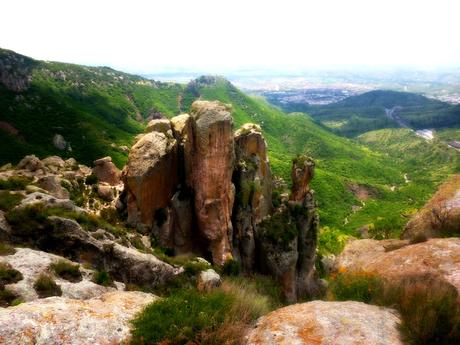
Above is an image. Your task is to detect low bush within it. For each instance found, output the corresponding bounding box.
[0,191,24,211]
[0,242,15,256]
[0,176,32,191]
[85,174,98,186]
[0,288,21,307]
[92,270,114,287]
[328,270,382,304]
[33,274,62,298]
[131,280,272,345]
[51,260,82,282]
[221,259,241,276]
[0,263,23,287]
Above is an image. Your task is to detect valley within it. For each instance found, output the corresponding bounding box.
[0,48,459,345]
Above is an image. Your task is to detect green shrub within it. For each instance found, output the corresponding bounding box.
[92,270,114,287]
[85,174,98,186]
[132,278,273,345]
[0,191,24,211]
[222,259,241,276]
[327,271,382,304]
[33,274,62,298]
[0,176,32,191]
[317,226,349,256]
[0,242,16,256]
[0,288,20,307]
[0,263,23,287]
[51,260,82,282]
[258,210,298,250]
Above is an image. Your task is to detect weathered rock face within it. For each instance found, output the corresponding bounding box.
[4,215,181,288]
[290,156,315,202]
[232,124,272,271]
[402,173,460,241]
[189,101,235,265]
[0,291,157,345]
[197,268,222,292]
[257,155,320,302]
[92,156,121,186]
[37,175,70,199]
[245,301,403,345]
[17,154,44,172]
[0,247,121,302]
[336,238,460,294]
[123,131,178,229]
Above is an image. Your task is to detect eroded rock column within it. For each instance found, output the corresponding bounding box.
[189,101,235,265]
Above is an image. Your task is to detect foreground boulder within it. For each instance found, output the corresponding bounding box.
[0,291,157,345]
[402,173,460,241]
[336,238,460,294]
[245,300,403,345]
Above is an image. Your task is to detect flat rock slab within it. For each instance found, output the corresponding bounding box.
[245,300,403,345]
[0,291,157,345]
[336,238,460,293]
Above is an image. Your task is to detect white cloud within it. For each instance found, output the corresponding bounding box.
[1,0,459,72]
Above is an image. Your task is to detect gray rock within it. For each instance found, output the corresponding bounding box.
[37,175,70,199]
[145,119,172,134]
[53,134,68,150]
[17,155,44,172]
[0,291,157,345]
[18,192,82,212]
[197,269,222,292]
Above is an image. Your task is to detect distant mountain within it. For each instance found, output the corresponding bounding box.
[268,89,460,137]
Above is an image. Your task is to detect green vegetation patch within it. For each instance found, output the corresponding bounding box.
[0,191,24,211]
[51,260,82,283]
[0,263,23,287]
[0,176,32,191]
[0,242,16,256]
[92,270,114,287]
[33,273,62,298]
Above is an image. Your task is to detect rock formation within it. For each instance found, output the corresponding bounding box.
[189,101,235,265]
[336,237,460,295]
[232,123,272,271]
[123,130,178,229]
[245,301,403,345]
[122,100,320,300]
[402,173,460,241]
[92,156,121,186]
[257,156,320,302]
[0,291,157,345]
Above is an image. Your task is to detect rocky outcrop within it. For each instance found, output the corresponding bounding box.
[5,216,181,288]
[37,175,70,199]
[245,301,403,345]
[189,101,235,265]
[120,101,320,300]
[17,155,44,172]
[197,269,221,292]
[232,124,272,271]
[0,291,157,345]
[257,156,320,302]
[402,173,460,241]
[92,156,121,186]
[0,247,122,302]
[123,131,178,229]
[336,238,460,294]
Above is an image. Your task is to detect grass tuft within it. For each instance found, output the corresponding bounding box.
[51,260,82,282]
[33,273,62,298]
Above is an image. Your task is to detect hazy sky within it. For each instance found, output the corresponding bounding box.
[1,0,459,73]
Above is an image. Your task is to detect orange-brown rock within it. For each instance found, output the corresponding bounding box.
[123,130,178,229]
[336,238,460,294]
[402,173,460,241]
[189,100,235,265]
[92,156,121,186]
[233,123,272,271]
[290,155,315,202]
[245,300,403,345]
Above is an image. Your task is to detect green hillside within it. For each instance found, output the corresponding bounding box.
[271,90,460,137]
[0,48,183,167]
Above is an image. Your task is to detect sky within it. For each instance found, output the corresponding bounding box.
[1,0,459,73]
